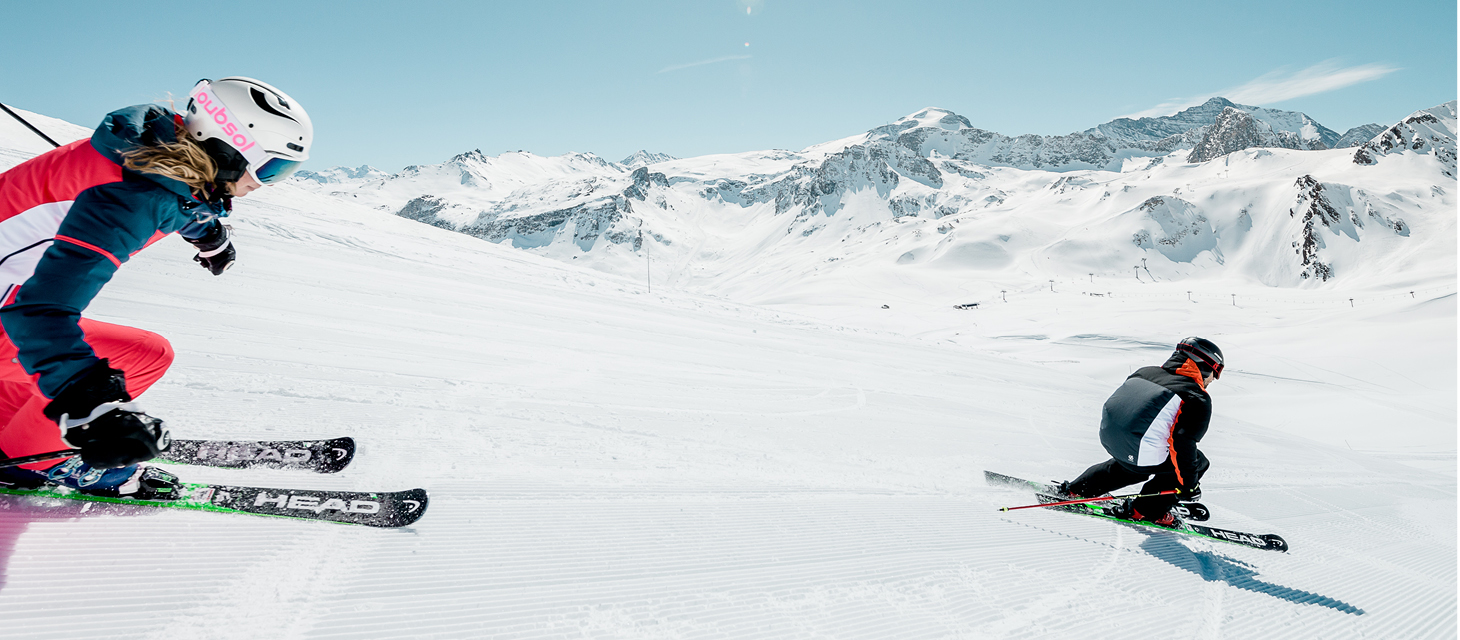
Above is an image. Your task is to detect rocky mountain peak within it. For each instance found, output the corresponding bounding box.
[620,150,678,167]
[1186,106,1327,162]
[899,108,973,131]
[294,164,388,184]
[1353,101,1458,176]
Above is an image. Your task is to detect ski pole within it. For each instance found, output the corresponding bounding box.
[0,449,79,469]
[1000,489,1178,512]
[1,102,62,148]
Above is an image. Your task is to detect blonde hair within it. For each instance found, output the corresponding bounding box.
[119,121,217,195]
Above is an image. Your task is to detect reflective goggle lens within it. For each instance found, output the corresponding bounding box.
[252,156,305,184]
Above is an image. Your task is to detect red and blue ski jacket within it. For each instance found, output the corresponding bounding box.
[0,104,227,398]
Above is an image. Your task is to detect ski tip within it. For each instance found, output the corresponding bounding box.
[1263,534,1290,553]
[385,488,428,527]
[319,438,356,473]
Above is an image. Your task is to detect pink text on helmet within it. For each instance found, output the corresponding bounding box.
[189,84,257,155]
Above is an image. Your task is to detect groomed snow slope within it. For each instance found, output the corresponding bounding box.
[0,109,1453,639]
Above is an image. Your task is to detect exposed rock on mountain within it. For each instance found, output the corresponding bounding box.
[295,165,388,184]
[1290,176,1342,281]
[394,167,670,250]
[1353,101,1458,176]
[1335,124,1386,148]
[1128,196,1217,263]
[1288,175,1412,282]
[1188,107,1328,162]
[1091,97,1340,148]
[822,100,1338,172]
[620,151,678,167]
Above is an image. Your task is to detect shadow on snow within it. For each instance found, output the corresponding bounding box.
[1000,516,1365,616]
[1135,529,1365,615]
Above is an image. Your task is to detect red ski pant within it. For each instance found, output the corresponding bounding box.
[0,319,173,469]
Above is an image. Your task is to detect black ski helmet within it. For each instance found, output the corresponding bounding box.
[1175,337,1224,379]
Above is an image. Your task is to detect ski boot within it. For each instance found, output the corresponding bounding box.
[1131,506,1181,529]
[1101,497,1135,520]
[1051,481,1082,500]
[0,466,48,490]
[43,457,182,500]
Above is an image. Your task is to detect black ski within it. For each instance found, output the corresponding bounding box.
[1033,492,1287,552]
[983,470,1210,521]
[0,481,427,528]
[156,437,355,473]
[987,470,1286,552]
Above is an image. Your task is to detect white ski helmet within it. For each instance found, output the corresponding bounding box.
[182,77,312,184]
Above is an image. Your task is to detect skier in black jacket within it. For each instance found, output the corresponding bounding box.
[1057,337,1224,527]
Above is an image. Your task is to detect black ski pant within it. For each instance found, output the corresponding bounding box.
[1067,450,1209,518]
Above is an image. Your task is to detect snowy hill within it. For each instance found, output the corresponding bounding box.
[0,102,1453,639]
[293,148,628,213]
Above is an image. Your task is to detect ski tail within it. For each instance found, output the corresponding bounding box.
[984,470,1057,493]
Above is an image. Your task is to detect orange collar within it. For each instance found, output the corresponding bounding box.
[1175,359,1207,390]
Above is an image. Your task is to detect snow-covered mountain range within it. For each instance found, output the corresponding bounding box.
[295,98,1454,294]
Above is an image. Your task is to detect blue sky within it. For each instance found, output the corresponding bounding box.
[2,0,1454,171]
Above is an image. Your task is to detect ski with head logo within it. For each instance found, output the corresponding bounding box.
[986,470,1284,551]
[156,437,355,473]
[0,481,427,528]
[983,470,1209,521]
[1030,492,1287,552]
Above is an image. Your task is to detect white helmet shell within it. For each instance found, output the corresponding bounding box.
[183,77,313,183]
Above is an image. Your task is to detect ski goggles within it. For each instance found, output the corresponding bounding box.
[249,155,305,185]
[187,81,304,185]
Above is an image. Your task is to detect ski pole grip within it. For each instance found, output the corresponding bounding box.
[0,449,80,469]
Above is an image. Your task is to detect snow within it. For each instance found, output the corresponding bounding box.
[0,104,1454,639]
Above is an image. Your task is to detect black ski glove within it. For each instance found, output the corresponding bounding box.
[1176,483,1202,501]
[186,222,235,276]
[43,359,130,423]
[43,360,170,468]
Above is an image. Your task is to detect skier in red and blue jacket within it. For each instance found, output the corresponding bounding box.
[0,77,312,498]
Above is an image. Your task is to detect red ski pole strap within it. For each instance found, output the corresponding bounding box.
[1000,489,1178,512]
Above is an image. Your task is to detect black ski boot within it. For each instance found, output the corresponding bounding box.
[0,466,47,490]
[1102,498,1134,520]
[1051,481,1081,499]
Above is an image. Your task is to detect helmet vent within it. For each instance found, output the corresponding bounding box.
[250,87,299,123]
[287,143,304,152]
